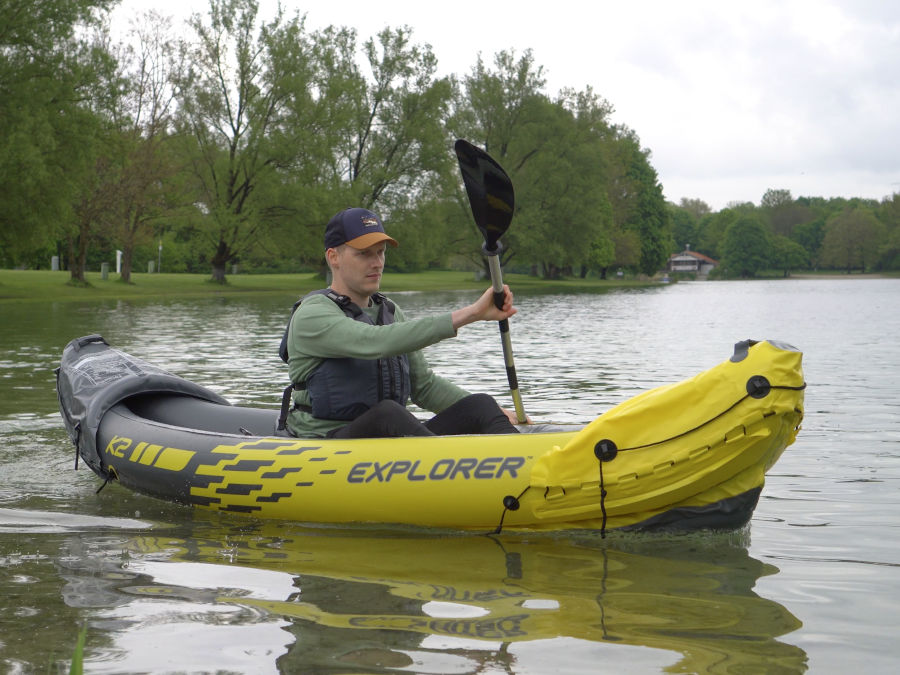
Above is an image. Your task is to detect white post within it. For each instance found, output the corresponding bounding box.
[116,250,122,274]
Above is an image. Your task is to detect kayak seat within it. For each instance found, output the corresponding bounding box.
[124,393,279,437]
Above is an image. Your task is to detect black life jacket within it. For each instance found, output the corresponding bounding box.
[277,289,411,430]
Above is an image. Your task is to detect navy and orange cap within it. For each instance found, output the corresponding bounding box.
[324,207,399,250]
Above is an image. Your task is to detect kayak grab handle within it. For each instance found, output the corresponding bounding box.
[72,334,109,351]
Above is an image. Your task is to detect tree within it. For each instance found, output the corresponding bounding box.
[771,235,808,277]
[59,28,124,284]
[512,92,614,279]
[0,0,116,265]
[587,232,615,278]
[760,188,812,238]
[877,193,900,270]
[679,197,712,221]
[449,49,549,272]
[721,215,770,278]
[324,26,454,271]
[792,216,827,268]
[173,0,320,282]
[336,27,452,208]
[669,204,698,253]
[619,132,671,275]
[820,206,886,272]
[109,11,183,283]
[454,49,547,160]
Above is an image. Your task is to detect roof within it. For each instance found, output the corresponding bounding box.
[669,249,719,265]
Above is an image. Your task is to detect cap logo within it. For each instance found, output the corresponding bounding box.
[361,216,379,227]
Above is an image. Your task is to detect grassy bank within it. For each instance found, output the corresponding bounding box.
[0,269,657,304]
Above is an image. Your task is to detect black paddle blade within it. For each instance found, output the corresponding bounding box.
[454,139,515,253]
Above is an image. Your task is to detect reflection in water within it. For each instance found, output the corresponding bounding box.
[50,517,806,673]
[9,281,897,671]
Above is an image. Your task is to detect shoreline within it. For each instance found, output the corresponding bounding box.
[787,273,890,280]
[1,269,894,304]
[0,269,659,304]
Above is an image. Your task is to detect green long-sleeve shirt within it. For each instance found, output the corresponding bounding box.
[285,293,470,437]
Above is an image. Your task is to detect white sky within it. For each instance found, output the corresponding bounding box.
[110,0,900,211]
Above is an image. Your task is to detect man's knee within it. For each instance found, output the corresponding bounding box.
[370,399,411,416]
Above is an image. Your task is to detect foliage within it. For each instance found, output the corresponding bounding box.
[771,235,809,277]
[721,215,771,277]
[0,0,117,266]
[820,206,886,272]
[3,3,899,280]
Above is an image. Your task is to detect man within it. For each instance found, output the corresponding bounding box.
[283,206,522,439]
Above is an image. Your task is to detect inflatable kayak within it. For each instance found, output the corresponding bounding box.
[55,335,805,533]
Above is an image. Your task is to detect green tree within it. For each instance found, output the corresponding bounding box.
[337,27,452,207]
[173,0,319,282]
[450,49,549,271]
[619,132,671,275]
[771,235,808,277]
[669,204,698,253]
[679,197,712,222]
[107,11,184,282]
[792,216,827,268]
[325,26,453,271]
[875,193,900,270]
[761,188,805,237]
[0,0,116,266]
[721,215,770,278]
[512,91,614,279]
[820,206,886,272]
[60,28,125,283]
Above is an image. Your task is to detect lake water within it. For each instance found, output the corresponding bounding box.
[1,278,898,673]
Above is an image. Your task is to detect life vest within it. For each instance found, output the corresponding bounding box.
[277,289,411,430]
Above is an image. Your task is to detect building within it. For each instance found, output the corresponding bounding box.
[667,246,718,276]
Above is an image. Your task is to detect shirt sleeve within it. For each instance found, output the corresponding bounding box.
[288,294,456,360]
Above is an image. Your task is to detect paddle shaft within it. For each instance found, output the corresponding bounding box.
[485,247,526,424]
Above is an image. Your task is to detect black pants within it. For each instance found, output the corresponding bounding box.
[327,394,518,439]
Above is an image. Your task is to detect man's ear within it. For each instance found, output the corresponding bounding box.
[325,247,339,268]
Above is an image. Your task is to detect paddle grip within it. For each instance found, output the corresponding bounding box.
[486,252,505,308]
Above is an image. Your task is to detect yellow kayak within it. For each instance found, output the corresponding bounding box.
[56,336,804,533]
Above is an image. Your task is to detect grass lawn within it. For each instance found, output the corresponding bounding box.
[0,268,657,304]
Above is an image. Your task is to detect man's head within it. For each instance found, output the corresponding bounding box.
[324,207,398,251]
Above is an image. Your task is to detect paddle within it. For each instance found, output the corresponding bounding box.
[454,139,526,424]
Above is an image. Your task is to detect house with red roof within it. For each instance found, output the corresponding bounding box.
[667,246,719,277]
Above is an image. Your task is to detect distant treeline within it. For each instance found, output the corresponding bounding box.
[2,1,898,283]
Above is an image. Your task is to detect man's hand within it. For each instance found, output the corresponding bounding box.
[451,285,516,330]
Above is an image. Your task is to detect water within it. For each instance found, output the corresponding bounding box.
[1,279,898,673]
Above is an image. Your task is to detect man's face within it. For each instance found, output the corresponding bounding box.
[329,242,387,299]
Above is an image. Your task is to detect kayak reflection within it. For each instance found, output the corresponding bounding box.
[119,521,806,673]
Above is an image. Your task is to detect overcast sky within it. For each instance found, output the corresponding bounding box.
[111,0,900,211]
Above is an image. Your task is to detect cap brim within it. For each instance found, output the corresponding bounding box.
[344,232,399,249]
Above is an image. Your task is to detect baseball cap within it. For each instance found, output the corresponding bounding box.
[324,207,399,250]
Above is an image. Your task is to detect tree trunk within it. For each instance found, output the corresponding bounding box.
[67,220,90,284]
[119,211,137,283]
[210,240,231,283]
[211,260,227,283]
[121,248,133,283]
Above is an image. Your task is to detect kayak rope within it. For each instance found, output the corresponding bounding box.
[73,432,80,471]
[491,486,531,535]
[597,548,615,640]
[96,465,119,494]
[595,440,617,538]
